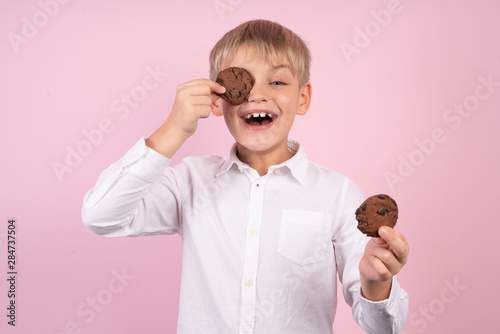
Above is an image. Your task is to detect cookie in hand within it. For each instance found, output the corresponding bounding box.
[215,67,254,105]
[355,194,398,237]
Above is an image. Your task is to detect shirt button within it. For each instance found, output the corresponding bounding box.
[394,317,400,324]
[133,151,139,159]
[389,303,394,311]
[274,168,280,174]
[255,183,260,188]
[245,280,253,287]
[238,167,244,173]
[249,229,258,236]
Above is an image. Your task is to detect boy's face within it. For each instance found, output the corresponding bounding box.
[212,45,311,161]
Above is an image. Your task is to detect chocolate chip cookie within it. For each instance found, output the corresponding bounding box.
[355,194,398,237]
[215,67,254,105]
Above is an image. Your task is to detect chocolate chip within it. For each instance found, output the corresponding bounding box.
[377,195,386,200]
[355,208,360,215]
[377,207,388,215]
[362,203,367,211]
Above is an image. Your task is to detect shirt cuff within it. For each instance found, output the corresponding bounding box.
[359,276,405,318]
[122,137,171,182]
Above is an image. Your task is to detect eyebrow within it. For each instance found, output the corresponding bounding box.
[270,64,292,73]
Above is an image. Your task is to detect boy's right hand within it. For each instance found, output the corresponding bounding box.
[167,79,226,138]
[146,79,226,158]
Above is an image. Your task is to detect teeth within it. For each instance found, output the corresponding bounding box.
[244,112,274,119]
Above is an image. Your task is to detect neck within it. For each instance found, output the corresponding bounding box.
[236,141,293,176]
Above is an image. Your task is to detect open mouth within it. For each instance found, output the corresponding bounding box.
[242,112,276,126]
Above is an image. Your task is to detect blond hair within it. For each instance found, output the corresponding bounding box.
[209,19,311,87]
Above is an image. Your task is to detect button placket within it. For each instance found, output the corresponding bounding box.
[238,178,266,333]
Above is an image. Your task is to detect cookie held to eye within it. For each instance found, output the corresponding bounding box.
[355,194,398,237]
[215,67,254,105]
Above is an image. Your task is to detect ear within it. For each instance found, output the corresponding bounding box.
[297,82,312,116]
[211,98,223,116]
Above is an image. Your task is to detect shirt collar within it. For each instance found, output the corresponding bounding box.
[215,140,308,184]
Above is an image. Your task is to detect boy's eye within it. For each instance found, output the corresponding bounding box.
[270,81,287,86]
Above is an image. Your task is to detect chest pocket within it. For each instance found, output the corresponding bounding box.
[277,209,333,265]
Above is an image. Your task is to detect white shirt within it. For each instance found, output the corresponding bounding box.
[82,138,408,334]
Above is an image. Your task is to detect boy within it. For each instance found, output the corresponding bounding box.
[82,19,409,333]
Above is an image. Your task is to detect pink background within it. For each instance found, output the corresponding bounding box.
[1,0,499,333]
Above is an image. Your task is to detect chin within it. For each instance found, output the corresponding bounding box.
[236,135,285,153]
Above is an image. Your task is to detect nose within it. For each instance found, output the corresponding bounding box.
[247,81,268,103]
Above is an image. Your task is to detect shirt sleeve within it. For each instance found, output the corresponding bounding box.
[333,178,409,333]
[357,276,409,333]
[81,137,183,237]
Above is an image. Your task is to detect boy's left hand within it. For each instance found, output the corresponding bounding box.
[359,226,409,301]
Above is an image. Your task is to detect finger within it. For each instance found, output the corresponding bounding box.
[190,95,213,107]
[378,226,409,265]
[180,78,217,87]
[207,80,226,95]
[192,105,214,118]
[371,237,389,247]
[178,84,212,98]
[364,237,388,256]
[181,79,226,95]
[370,256,392,281]
[187,83,224,103]
[370,247,402,276]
